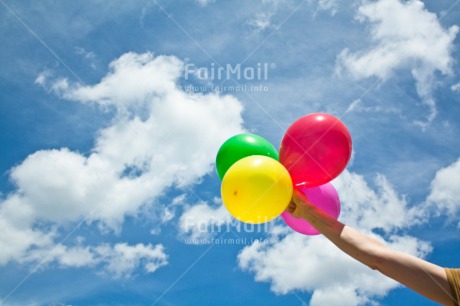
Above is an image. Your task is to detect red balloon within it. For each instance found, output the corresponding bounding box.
[279,113,352,187]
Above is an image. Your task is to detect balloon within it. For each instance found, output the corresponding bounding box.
[221,155,292,224]
[281,183,340,235]
[216,134,279,180]
[279,113,352,187]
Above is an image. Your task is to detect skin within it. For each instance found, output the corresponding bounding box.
[287,189,455,306]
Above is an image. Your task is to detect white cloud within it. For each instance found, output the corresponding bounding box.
[22,244,96,269]
[74,47,96,69]
[248,14,272,32]
[344,98,402,115]
[332,170,423,232]
[452,82,460,92]
[74,47,95,60]
[237,170,431,305]
[34,70,52,86]
[238,228,431,306]
[426,158,460,217]
[49,53,183,110]
[0,52,244,269]
[345,99,361,114]
[315,0,338,16]
[337,0,458,125]
[150,194,187,235]
[179,198,232,240]
[248,0,290,32]
[0,211,55,266]
[22,242,168,278]
[196,0,215,6]
[97,243,168,277]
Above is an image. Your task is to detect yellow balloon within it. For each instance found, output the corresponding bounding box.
[221,155,293,224]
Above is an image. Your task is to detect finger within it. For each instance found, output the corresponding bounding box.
[285,201,296,213]
[293,189,313,206]
[292,189,304,202]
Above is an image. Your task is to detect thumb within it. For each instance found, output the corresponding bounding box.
[285,201,296,214]
[292,188,307,204]
[292,188,315,210]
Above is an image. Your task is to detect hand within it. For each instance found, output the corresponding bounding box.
[285,189,315,220]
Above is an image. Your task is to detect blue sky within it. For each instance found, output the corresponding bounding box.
[1,0,460,305]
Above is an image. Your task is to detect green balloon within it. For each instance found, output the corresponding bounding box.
[216,133,279,180]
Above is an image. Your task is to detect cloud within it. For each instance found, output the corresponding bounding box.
[247,0,291,32]
[43,52,183,110]
[0,52,244,270]
[237,170,431,305]
[96,243,168,277]
[22,242,168,278]
[196,0,215,6]
[178,198,232,240]
[238,229,431,306]
[332,170,423,232]
[337,0,458,126]
[314,0,339,16]
[74,47,96,70]
[0,210,55,266]
[426,158,460,218]
[452,82,460,92]
[74,47,95,60]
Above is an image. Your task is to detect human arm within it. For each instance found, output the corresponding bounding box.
[287,189,455,306]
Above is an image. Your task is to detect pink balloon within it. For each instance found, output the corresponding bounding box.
[279,113,352,187]
[281,183,340,236]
